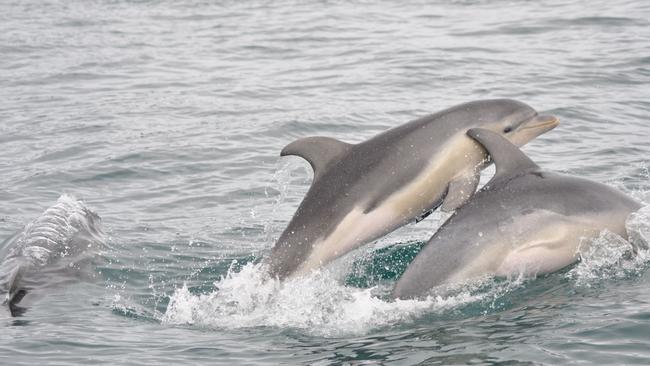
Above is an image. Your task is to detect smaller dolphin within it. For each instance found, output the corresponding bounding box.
[392,128,642,299]
[268,99,559,279]
[0,194,104,316]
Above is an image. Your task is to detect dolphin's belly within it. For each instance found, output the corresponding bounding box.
[296,206,397,274]
[448,211,631,283]
[379,134,484,218]
[297,179,449,274]
[297,135,486,275]
[494,225,592,277]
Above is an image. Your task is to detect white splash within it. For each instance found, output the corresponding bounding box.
[160,262,491,337]
[567,205,650,286]
[1,194,104,269]
[161,205,650,336]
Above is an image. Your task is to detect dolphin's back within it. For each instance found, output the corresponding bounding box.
[478,172,641,221]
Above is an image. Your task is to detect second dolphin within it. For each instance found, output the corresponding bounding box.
[392,128,642,299]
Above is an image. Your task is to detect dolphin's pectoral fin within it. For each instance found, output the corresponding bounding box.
[414,186,448,223]
[281,136,352,180]
[441,170,481,212]
[466,128,539,186]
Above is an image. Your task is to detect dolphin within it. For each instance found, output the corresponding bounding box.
[391,128,642,299]
[267,99,560,279]
[0,194,104,316]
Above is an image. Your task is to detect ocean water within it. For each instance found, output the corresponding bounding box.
[1,0,650,364]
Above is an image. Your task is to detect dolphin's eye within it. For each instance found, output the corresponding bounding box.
[503,126,513,133]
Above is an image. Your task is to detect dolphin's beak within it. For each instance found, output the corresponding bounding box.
[520,114,560,133]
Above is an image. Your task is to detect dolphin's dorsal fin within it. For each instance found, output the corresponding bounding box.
[281,136,351,179]
[467,128,539,184]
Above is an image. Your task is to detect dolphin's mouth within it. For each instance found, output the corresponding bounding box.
[520,114,560,131]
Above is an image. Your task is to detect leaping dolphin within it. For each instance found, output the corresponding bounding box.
[0,194,104,316]
[391,128,642,299]
[268,99,559,279]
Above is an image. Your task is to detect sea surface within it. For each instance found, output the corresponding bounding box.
[1,0,650,364]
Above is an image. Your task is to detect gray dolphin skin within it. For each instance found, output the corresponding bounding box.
[391,128,642,299]
[268,99,560,279]
[0,194,104,316]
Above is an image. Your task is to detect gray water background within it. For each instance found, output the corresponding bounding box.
[1,0,650,364]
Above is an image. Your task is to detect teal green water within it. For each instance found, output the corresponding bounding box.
[1,0,650,364]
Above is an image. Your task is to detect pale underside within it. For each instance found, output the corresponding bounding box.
[445,211,624,285]
[295,134,485,275]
